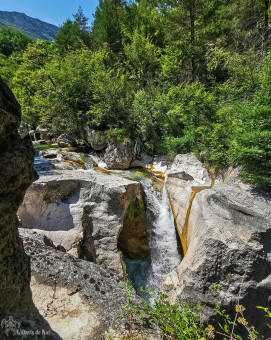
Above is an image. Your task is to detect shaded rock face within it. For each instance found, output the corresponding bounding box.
[105,142,132,170]
[0,77,35,319]
[164,153,271,335]
[20,229,160,340]
[118,198,149,259]
[18,171,149,277]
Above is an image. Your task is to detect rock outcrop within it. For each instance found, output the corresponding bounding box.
[18,170,149,277]
[104,142,132,170]
[61,151,82,165]
[164,153,271,335]
[20,229,160,340]
[0,78,61,339]
[42,148,59,159]
[0,77,35,319]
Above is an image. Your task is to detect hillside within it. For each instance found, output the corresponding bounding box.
[0,10,59,41]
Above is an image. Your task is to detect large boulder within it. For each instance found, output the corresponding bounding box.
[61,151,82,164]
[18,170,149,277]
[57,134,77,148]
[164,153,271,336]
[0,77,60,339]
[104,142,132,170]
[20,229,160,340]
[86,128,108,151]
[41,148,59,159]
[0,77,35,319]
[36,126,50,141]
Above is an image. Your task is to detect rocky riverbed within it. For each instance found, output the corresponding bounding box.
[17,143,271,337]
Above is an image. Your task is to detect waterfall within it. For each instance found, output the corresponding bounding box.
[33,149,52,172]
[124,177,182,302]
[88,152,107,169]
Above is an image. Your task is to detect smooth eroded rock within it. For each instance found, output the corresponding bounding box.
[165,153,211,254]
[164,154,271,336]
[18,170,149,277]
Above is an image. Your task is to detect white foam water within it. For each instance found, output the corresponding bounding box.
[88,153,108,169]
[124,178,182,303]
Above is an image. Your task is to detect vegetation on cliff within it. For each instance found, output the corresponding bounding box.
[0,0,270,190]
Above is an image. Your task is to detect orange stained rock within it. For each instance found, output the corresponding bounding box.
[225,167,233,184]
[63,159,83,168]
[180,168,216,256]
[94,167,117,175]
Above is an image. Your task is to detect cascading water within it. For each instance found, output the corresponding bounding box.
[124,176,182,302]
[34,149,52,172]
[88,152,107,169]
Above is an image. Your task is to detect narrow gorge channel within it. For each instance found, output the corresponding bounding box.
[33,151,183,301]
[123,178,182,301]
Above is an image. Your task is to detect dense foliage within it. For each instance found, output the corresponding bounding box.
[0,0,270,190]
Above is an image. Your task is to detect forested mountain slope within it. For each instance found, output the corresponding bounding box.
[0,10,59,41]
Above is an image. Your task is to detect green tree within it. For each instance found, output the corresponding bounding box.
[0,27,33,57]
[91,0,125,54]
[55,7,91,54]
[233,53,271,189]
[0,53,18,87]
[12,40,55,127]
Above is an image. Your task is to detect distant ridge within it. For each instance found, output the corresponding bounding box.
[0,10,59,41]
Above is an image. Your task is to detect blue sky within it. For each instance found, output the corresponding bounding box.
[0,0,100,27]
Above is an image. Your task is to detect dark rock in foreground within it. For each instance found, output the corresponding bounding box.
[20,229,160,340]
[0,77,60,339]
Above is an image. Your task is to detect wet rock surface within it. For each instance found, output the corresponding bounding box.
[20,229,160,340]
[118,198,149,259]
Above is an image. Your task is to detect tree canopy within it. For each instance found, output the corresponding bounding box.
[1,1,270,190]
